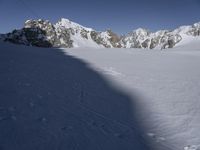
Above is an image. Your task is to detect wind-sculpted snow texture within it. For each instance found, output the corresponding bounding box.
[0,19,200,49]
[0,42,154,150]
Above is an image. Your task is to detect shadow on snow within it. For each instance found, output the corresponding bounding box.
[0,43,159,150]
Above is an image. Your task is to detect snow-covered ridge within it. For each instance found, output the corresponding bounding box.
[0,19,200,49]
[55,18,94,32]
[121,22,200,49]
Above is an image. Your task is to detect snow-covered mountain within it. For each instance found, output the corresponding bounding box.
[121,28,182,49]
[122,22,200,49]
[0,18,200,49]
[0,19,121,48]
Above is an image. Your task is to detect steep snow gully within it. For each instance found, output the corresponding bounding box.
[0,43,157,150]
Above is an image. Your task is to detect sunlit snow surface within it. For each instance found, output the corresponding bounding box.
[63,41,200,150]
[0,40,200,150]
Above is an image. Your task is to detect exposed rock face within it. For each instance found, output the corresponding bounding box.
[1,19,73,48]
[0,18,121,48]
[161,34,182,49]
[121,28,182,49]
[54,25,73,48]
[184,23,200,36]
[0,19,200,49]
[24,19,72,47]
[1,19,64,47]
[106,30,122,48]
[3,27,52,47]
[54,18,121,48]
[91,30,121,48]
[90,31,103,45]
[121,28,150,48]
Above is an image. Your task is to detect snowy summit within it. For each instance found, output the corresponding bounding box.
[0,18,200,49]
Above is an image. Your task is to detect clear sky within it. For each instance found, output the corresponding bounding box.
[0,0,200,34]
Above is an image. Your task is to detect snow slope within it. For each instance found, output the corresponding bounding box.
[0,42,151,150]
[63,42,200,150]
[1,41,200,150]
[174,35,200,50]
[55,18,103,48]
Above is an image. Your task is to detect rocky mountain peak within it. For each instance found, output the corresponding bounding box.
[193,22,200,28]
[56,18,93,32]
[132,28,150,36]
[24,19,52,28]
[105,29,121,48]
[0,18,200,49]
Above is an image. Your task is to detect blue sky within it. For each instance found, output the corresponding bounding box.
[0,0,200,34]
